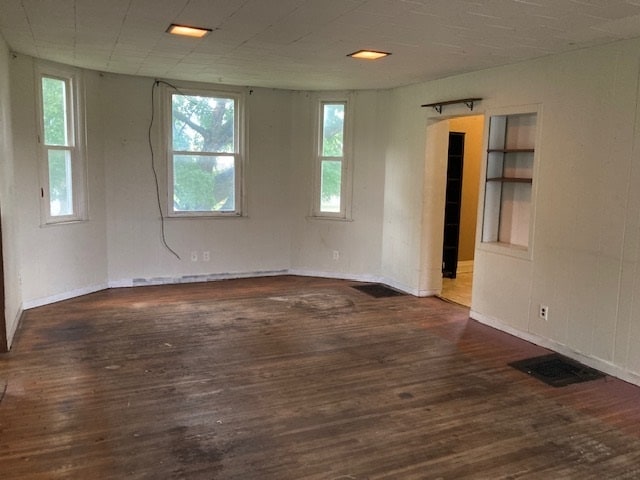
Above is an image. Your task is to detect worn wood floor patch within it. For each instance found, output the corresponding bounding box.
[1,275,640,479]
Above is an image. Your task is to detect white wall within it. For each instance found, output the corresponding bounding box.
[9,62,388,304]
[102,75,294,285]
[0,38,23,349]
[384,38,640,384]
[103,78,388,286]
[381,86,436,295]
[289,90,387,281]
[10,55,108,309]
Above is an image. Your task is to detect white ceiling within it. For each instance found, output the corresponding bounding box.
[2,0,640,90]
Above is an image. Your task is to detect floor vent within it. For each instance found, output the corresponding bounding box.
[352,283,406,298]
[509,353,605,387]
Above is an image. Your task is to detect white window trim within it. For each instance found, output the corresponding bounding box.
[35,62,88,225]
[161,84,246,218]
[312,95,353,220]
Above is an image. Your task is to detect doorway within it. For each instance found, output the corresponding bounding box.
[439,115,484,307]
[442,131,465,278]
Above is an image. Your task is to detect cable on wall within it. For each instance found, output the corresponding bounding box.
[149,79,181,260]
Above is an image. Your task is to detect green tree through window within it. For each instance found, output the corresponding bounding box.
[320,102,345,212]
[42,77,67,145]
[171,93,238,213]
[42,76,73,217]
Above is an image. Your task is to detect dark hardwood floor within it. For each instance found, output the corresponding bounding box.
[1,275,640,479]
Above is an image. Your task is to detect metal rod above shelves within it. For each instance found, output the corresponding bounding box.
[421,97,482,114]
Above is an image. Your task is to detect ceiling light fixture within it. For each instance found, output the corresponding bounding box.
[167,24,212,38]
[347,49,391,60]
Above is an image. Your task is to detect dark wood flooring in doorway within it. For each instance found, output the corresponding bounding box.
[1,275,640,479]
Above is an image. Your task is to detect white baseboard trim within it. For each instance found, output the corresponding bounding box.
[5,307,23,351]
[108,269,288,289]
[287,268,383,284]
[385,278,424,297]
[24,270,438,312]
[23,283,110,310]
[457,260,474,274]
[288,269,407,293]
[470,310,640,388]
[287,269,428,296]
[417,287,441,297]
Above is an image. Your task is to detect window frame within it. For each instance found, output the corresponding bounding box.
[35,63,88,225]
[312,96,353,220]
[163,85,245,218]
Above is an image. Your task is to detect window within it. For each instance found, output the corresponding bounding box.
[314,99,352,218]
[166,88,243,216]
[36,65,87,224]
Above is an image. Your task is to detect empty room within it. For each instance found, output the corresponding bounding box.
[2,1,640,478]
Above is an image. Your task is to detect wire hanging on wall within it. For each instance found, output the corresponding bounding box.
[149,79,181,260]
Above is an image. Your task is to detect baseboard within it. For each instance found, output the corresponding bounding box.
[23,271,292,311]
[287,269,386,286]
[470,310,640,388]
[3,308,23,351]
[22,283,110,310]
[26,270,433,310]
[109,270,289,288]
[287,269,426,296]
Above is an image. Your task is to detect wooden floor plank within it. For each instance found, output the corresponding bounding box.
[1,276,640,479]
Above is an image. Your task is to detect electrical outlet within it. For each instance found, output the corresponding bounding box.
[202,251,210,262]
[539,305,549,321]
[332,250,340,260]
[190,251,198,262]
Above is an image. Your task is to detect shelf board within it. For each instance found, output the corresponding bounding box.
[487,148,534,153]
[421,97,482,114]
[486,177,532,183]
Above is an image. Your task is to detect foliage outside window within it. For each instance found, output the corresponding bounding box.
[168,89,243,216]
[37,66,87,224]
[316,100,350,217]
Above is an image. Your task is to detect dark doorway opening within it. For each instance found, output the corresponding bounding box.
[442,132,465,278]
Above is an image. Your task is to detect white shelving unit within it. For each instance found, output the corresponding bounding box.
[482,111,538,250]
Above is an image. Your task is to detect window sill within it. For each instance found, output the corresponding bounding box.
[166,213,246,220]
[41,218,89,227]
[478,241,531,260]
[306,215,353,222]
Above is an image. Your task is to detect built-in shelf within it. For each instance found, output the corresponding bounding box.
[421,97,482,114]
[486,177,533,183]
[482,111,538,249]
[487,148,535,153]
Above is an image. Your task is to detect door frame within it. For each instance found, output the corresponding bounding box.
[420,114,484,301]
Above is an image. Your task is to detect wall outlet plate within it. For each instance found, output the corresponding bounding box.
[539,305,549,321]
